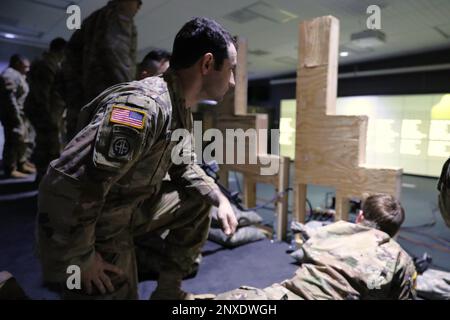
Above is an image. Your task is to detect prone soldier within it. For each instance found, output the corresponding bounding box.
[217,194,417,300]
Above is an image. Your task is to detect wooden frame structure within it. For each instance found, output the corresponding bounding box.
[293,16,402,223]
[202,37,290,241]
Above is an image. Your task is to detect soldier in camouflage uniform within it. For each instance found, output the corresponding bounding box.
[0,54,35,178]
[437,158,450,228]
[37,17,238,300]
[217,194,417,300]
[62,0,140,141]
[25,38,67,183]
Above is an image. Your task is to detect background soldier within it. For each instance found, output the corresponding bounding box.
[0,54,35,178]
[25,37,67,183]
[37,17,238,300]
[136,49,171,80]
[62,0,141,141]
[217,194,417,300]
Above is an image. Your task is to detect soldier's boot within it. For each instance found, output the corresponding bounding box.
[0,271,29,300]
[150,272,216,300]
[24,161,36,169]
[5,169,30,179]
[18,161,36,174]
[150,272,194,300]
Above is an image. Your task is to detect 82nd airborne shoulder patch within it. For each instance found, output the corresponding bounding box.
[112,137,131,157]
[110,105,146,129]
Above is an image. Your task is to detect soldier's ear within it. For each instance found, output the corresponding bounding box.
[140,70,148,79]
[201,53,214,75]
[355,210,365,223]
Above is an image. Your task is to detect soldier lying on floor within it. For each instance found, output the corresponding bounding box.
[216,194,417,300]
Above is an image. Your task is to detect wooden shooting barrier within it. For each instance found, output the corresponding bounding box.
[293,16,402,224]
[203,37,290,241]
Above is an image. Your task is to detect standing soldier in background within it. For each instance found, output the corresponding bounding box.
[62,0,141,140]
[136,49,171,80]
[0,54,35,179]
[25,38,67,183]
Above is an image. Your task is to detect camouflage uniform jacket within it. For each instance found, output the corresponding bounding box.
[62,0,137,106]
[282,221,417,300]
[37,70,220,282]
[0,67,29,122]
[25,51,65,130]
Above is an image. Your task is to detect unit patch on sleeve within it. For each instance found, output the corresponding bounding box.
[112,137,131,156]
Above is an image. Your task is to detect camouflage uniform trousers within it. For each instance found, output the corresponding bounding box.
[62,180,212,300]
[23,116,35,161]
[1,113,27,173]
[215,284,302,300]
[30,122,61,182]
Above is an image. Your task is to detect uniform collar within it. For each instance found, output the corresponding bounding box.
[163,69,192,131]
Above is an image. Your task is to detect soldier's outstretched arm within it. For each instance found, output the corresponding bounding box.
[168,133,238,234]
[168,132,221,206]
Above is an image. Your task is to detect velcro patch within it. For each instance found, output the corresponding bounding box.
[110,106,146,129]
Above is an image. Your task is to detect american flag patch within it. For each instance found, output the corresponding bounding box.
[110,106,146,129]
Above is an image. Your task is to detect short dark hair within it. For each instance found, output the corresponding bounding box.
[362,194,405,237]
[140,49,171,70]
[9,54,26,68]
[170,17,234,71]
[142,49,171,63]
[49,37,67,53]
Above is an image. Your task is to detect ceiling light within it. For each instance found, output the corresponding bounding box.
[199,100,218,106]
[247,1,297,24]
[274,56,297,66]
[4,33,16,39]
[224,1,297,24]
[340,51,349,57]
[249,49,270,56]
[350,29,386,48]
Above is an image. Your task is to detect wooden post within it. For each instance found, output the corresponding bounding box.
[234,37,248,116]
[276,156,290,240]
[294,183,308,223]
[203,37,291,241]
[244,178,257,208]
